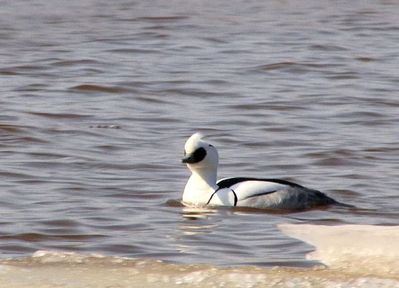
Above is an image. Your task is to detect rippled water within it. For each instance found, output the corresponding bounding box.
[0,0,398,277]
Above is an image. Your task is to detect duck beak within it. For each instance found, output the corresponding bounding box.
[181,147,207,164]
[181,153,195,164]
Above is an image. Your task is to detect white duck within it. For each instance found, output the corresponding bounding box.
[182,133,346,210]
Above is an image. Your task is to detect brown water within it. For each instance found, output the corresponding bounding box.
[0,0,399,286]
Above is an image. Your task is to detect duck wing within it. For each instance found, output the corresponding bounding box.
[217,177,340,210]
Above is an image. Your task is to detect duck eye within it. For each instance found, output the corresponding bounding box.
[192,147,207,162]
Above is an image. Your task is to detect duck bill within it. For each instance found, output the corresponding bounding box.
[181,154,195,164]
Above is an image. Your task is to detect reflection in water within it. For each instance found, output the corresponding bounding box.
[180,206,219,221]
[168,207,220,256]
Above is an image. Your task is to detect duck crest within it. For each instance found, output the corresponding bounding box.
[184,132,204,153]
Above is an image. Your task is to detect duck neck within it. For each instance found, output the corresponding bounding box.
[183,168,218,205]
[192,168,218,189]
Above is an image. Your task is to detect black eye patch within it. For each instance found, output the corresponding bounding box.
[182,147,207,164]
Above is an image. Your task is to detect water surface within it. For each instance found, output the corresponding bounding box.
[0,0,398,283]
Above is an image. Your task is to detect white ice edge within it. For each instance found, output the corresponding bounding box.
[279,223,399,275]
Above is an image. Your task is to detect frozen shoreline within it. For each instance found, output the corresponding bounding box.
[2,231,399,288]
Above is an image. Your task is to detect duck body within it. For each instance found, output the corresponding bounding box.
[182,133,345,210]
[184,176,339,210]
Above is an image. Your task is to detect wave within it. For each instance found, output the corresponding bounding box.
[1,244,398,288]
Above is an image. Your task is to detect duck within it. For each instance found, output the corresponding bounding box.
[181,133,347,210]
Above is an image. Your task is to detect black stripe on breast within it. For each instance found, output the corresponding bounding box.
[232,189,238,206]
[206,187,238,206]
[216,177,304,189]
[206,188,219,205]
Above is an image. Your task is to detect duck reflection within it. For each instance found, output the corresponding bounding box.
[181,206,218,221]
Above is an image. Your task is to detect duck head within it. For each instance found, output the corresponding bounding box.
[182,133,219,171]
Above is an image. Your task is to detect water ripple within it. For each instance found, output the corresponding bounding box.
[69,84,130,93]
[0,0,397,270]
